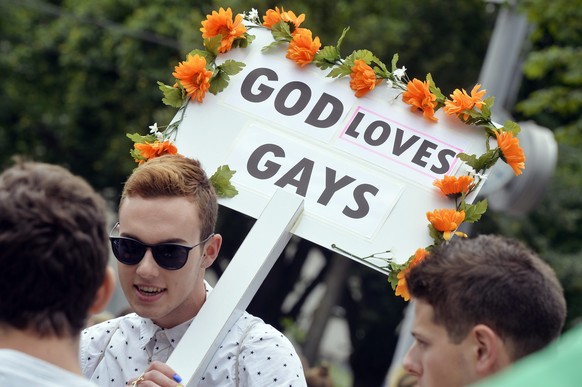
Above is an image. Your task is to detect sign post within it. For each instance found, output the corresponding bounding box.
[166,189,303,385]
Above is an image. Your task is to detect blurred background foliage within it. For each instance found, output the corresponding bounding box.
[1,0,580,385]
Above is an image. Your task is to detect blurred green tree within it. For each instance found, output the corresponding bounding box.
[0,0,205,199]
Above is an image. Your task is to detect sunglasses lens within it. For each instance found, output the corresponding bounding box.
[109,235,192,270]
[110,237,146,265]
[152,245,190,270]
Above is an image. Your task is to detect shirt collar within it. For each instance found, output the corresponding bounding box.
[138,280,213,350]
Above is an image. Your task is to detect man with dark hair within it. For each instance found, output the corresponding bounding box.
[81,154,306,386]
[402,234,566,387]
[0,160,116,386]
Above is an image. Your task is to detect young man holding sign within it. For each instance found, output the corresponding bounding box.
[80,155,306,386]
[402,234,566,387]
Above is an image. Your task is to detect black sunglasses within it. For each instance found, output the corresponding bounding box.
[109,223,213,270]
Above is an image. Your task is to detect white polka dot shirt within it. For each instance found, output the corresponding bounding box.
[80,300,306,386]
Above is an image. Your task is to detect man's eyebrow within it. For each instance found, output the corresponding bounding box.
[119,233,189,245]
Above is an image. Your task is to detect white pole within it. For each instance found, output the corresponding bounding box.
[166,189,304,386]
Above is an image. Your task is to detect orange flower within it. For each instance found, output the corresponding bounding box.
[395,268,412,301]
[286,28,321,67]
[350,59,381,98]
[494,130,526,176]
[444,84,486,120]
[427,209,465,241]
[410,247,429,267]
[134,140,178,165]
[263,7,305,32]
[200,7,246,53]
[395,248,429,301]
[402,78,438,122]
[433,175,475,199]
[172,54,213,103]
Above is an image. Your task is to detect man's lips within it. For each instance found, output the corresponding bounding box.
[135,285,166,295]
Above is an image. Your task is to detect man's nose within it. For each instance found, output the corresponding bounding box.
[136,248,160,277]
[402,343,421,377]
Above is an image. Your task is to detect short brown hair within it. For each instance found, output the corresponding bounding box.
[120,155,218,239]
[406,234,566,360]
[0,160,109,337]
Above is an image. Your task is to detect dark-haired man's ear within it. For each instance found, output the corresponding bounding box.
[472,324,512,377]
[201,234,222,269]
[89,267,116,315]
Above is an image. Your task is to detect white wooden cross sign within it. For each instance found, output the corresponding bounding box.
[166,27,487,385]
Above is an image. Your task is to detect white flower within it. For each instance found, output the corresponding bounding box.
[149,123,164,141]
[244,8,259,23]
[393,66,407,80]
[385,79,394,89]
[464,165,487,180]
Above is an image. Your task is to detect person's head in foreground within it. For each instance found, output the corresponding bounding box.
[0,160,114,372]
[112,154,222,328]
[402,234,566,387]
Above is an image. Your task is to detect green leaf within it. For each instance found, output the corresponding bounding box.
[426,73,445,101]
[245,33,256,45]
[157,81,184,108]
[481,96,495,119]
[261,40,286,53]
[210,165,238,198]
[391,53,400,72]
[352,49,375,64]
[313,45,340,70]
[126,132,157,144]
[371,56,389,78]
[271,21,293,42]
[457,153,478,170]
[231,33,255,49]
[477,149,501,170]
[336,27,350,54]
[428,224,443,245]
[331,49,374,78]
[458,149,499,172]
[209,70,229,95]
[204,35,222,57]
[187,49,214,63]
[129,148,144,163]
[326,63,352,79]
[386,260,408,290]
[460,199,488,223]
[218,60,245,76]
[503,120,521,136]
[465,109,485,119]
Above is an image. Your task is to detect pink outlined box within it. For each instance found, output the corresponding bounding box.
[338,106,464,180]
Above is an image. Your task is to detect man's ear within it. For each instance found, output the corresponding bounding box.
[201,234,222,269]
[89,266,116,314]
[472,324,509,377]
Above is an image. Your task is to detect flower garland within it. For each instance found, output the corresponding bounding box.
[127,6,526,301]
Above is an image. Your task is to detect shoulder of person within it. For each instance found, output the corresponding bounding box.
[231,313,307,385]
[82,313,140,337]
[80,313,144,376]
[235,312,296,350]
[80,314,141,359]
